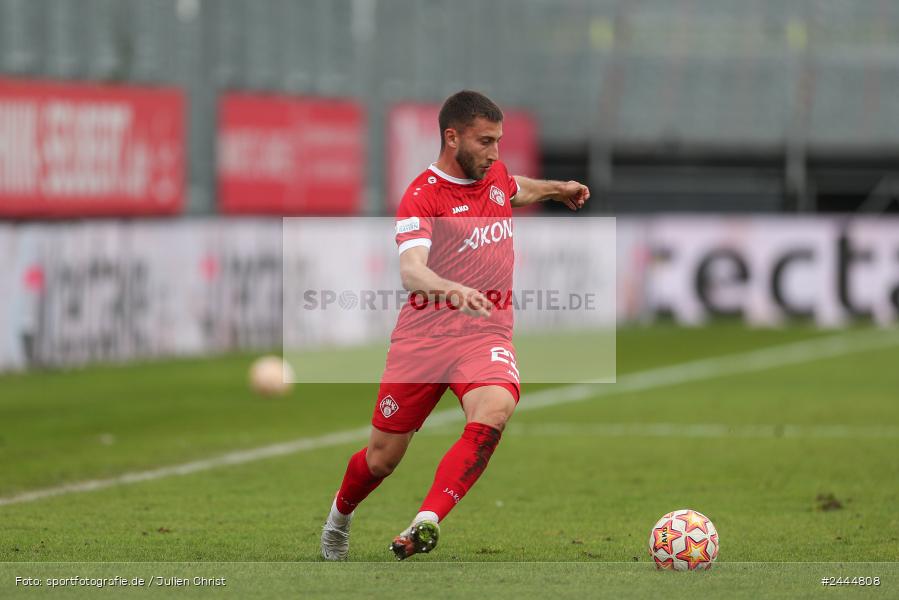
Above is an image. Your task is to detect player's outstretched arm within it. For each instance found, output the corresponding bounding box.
[399,246,492,317]
[511,176,590,211]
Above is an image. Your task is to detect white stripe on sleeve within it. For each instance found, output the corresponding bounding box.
[398,238,432,255]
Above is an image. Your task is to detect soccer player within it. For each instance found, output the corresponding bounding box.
[320,90,589,560]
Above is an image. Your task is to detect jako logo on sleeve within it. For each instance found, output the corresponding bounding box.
[396,217,420,234]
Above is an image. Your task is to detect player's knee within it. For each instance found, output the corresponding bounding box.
[466,401,515,432]
[478,411,511,432]
[471,401,514,431]
[481,398,516,431]
[366,451,400,478]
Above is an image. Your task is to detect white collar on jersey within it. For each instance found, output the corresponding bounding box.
[428,163,476,185]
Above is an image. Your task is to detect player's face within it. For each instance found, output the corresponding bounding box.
[455,117,502,181]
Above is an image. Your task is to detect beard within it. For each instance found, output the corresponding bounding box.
[456,146,485,181]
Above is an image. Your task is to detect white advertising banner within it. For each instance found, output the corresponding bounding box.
[843,220,899,326]
[618,216,899,327]
[1,216,897,372]
[0,220,285,371]
[0,224,16,366]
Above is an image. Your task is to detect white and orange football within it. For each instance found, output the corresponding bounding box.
[648,509,719,571]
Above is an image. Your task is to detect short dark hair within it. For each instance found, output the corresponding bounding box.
[438,90,503,149]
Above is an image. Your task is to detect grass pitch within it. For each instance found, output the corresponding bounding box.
[1,324,898,598]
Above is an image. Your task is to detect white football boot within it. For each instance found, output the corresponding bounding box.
[320,499,353,561]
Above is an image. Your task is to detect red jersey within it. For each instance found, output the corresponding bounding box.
[393,161,520,341]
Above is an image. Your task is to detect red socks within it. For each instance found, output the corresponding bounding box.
[419,422,502,521]
[335,448,384,515]
[334,423,502,520]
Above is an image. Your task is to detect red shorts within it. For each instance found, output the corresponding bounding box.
[372,333,521,434]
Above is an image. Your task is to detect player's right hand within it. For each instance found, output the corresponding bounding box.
[449,286,493,318]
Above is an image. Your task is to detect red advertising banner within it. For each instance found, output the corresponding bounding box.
[387,102,540,212]
[218,94,365,215]
[0,78,184,217]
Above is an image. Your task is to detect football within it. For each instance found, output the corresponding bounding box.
[648,509,718,570]
[249,355,295,396]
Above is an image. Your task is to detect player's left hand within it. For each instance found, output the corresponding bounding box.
[555,181,590,211]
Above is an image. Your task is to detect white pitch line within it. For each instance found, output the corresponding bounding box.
[516,327,899,413]
[1,328,896,507]
[420,422,899,439]
[0,425,370,507]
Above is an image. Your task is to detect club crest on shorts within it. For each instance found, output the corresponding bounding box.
[379,395,399,418]
[489,185,505,206]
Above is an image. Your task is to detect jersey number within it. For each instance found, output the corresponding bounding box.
[490,346,520,381]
